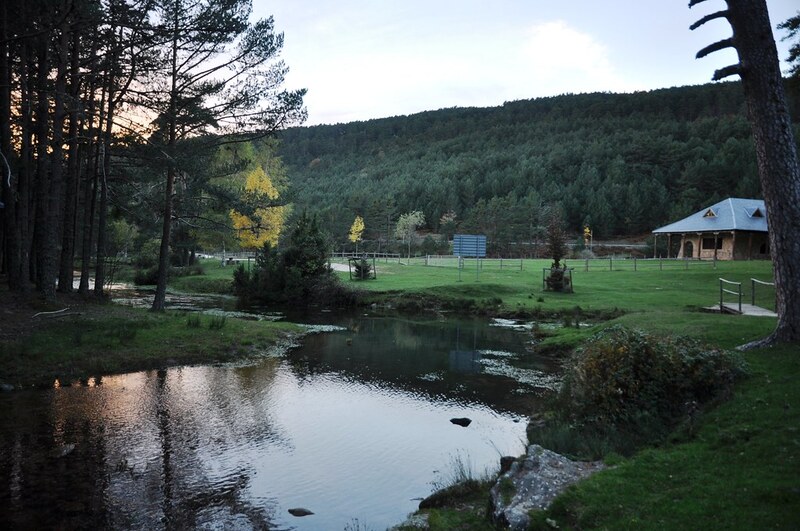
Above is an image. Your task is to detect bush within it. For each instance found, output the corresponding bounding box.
[133,238,161,268]
[530,326,747,457]
[233,212,362,307]
[308,274,363,307]
[133,266,159,286]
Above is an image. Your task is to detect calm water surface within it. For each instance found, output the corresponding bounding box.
[0,312,560,530]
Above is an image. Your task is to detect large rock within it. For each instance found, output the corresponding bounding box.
[489,444,604,530]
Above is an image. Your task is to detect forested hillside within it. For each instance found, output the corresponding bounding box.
[277,81,800,249]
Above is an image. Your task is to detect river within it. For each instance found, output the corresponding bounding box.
[0,294,561,530]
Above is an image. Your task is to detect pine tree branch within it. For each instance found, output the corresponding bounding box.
[690,10,729,31]
[713,64,743,80]
[696,38,734,59]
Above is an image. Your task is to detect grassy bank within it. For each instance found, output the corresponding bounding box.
[536,341,799,530]
[0,292,300,388]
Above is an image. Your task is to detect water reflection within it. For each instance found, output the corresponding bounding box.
[290,314,560,413]
[0,315,559,530]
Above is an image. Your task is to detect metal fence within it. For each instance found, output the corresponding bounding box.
[330,252,402,263]
[419,255,524,270]
[409,255,716,272]
[204,251,256,261]
[576,257,716,272]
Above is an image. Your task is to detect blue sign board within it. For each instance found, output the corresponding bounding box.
[453,234,486,257]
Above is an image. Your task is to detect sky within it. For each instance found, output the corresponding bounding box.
[254,0,799,126]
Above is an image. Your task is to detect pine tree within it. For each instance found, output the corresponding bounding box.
[140,0,306,310]
[691,0,800,346]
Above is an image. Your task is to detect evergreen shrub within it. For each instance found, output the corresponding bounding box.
[233,212,361,306]
[353,258,372,280]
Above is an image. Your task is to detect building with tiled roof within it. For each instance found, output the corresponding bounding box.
[652,198,769,260]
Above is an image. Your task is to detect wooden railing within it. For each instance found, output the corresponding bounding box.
[750,278,775,307]
[719,278,742,314]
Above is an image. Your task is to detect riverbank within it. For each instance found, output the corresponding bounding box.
[322,260,797,529]
[0,289,301,389]
[393,339,798,530]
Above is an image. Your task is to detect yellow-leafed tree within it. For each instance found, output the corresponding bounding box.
[230,165,287,249]
[349,215,365,249]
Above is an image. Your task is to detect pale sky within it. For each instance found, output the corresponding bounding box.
[254,1,799,126]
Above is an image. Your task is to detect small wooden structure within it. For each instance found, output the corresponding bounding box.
[707,277,777,317]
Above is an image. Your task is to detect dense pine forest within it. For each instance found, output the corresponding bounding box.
[278,80,800,250]
[0,0,306,304]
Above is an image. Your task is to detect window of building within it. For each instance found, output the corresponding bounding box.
[703,208,717,218]
[702,237,722,250]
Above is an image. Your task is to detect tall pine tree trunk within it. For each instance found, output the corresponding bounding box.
[44,21,68,296]
[78,144,98,295]
[152,164,175,311]
[152,6,180,312]
[78,46,101,295]
[0,0,16,285]
[724,0,800,346]
[94,138,109,297]
[58,31,82,293]
[16,41,33,290]
[33,36,51,296]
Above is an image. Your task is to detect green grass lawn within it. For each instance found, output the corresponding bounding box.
[336,257,774,311]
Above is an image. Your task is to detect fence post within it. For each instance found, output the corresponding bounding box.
[719,279,723,312]
[585,258,589,272]
[660,258,663,271]
[520,258,523,271]
[751,278,755,306]
[685,258,689,270]
[609,257,613,271]
[738,284,742,314]
[500,258,503,270]
[634,257,637,271]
